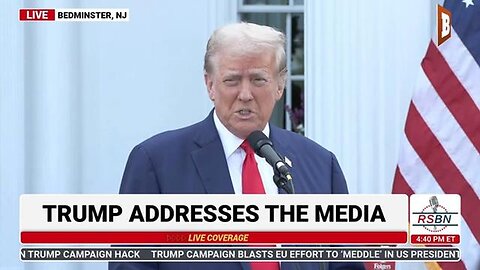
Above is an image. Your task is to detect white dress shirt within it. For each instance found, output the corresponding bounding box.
[213,110,278,195]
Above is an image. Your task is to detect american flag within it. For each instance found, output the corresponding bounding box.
[392,0,479,269]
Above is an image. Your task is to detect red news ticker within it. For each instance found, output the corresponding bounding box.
[19,9,55,21]
[411,234,460,244]
[21,231,407,244]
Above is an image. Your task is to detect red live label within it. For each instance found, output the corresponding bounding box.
[411,234,460,244]
[19,9,55,21]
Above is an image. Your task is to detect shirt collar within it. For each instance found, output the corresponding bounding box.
[213,109,270,158]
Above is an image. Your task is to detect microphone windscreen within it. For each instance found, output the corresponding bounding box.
[429,196,438,206]
[246,130,272,156]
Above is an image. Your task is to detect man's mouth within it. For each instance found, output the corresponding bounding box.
[237,109,253,116]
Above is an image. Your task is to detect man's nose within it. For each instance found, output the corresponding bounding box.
[238,81,254,101]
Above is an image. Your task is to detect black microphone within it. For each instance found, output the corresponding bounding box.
[429,196,439,213]
[247,130,294,193]
[429,196,439,230]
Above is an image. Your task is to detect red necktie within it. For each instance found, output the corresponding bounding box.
[240,140,280,270]
[241,140,265,194]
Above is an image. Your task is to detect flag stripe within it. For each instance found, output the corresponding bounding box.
[437,260,467,270]
[444,0,480,66]
[396,136,480,270]
[458,205,480,270]
[412,69,480,196]
[397,135,444,195]
[392,167,414,196]
[404,103,480,243]
[421,41,480,153]
[439,29,480,111]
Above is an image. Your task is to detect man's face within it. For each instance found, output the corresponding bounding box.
[204,47,285,139]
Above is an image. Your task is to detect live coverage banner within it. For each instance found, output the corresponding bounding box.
[20,194,408,245]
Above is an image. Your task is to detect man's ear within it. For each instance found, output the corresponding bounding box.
[275,72,286,101]
[204,71,215,101]
[275,86,284,101]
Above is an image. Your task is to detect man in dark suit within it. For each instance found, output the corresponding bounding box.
[110,22,364,270]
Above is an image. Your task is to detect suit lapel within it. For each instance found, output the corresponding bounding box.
[270,127,306,194]
[191,141,235,194]
[190,112,252,270]
[191,111,235,194]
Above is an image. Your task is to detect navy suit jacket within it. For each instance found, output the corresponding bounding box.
[109,111,364,270]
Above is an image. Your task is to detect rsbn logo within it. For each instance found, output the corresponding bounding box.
[414,196,457,233]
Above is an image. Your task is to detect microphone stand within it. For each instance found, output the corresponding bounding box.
[273,170,295,194]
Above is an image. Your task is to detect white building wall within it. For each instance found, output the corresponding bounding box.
[1,1,234,270]
[305,2,431,268]
[305,0,431,194]
[2,1,436,270]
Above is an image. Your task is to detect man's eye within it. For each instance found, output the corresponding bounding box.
[223,79,238,86]
[253,78,267,85]
[254,77,268,82]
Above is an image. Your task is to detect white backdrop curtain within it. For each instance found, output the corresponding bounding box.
[305,1,432,269]
[305,0,432,194]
